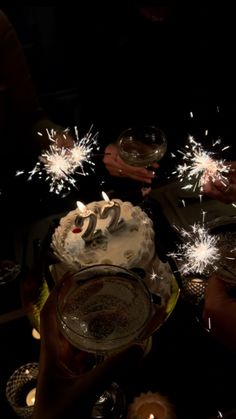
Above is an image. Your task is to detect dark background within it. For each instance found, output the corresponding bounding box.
[1,6,236,418]
[1,3,236,154]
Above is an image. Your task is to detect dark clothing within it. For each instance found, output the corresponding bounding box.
[0,10,67,259]
[0,10,46,180]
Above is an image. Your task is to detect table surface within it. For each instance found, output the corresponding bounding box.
[1,181,236,419]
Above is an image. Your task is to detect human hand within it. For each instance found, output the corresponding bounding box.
[103,143,159,184]
[202,275,236,352]
[53,130,75,149]
[202,161,236,204]
[33,280,144,419]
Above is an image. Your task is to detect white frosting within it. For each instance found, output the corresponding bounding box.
[51,199,155,271]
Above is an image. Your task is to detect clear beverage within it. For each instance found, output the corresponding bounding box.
[57,269,152,354]
[117,126,167,167]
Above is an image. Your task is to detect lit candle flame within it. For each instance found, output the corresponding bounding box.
[75,201,97,242]
[76,201,87,213]
[102,191,111,203]
[101,192,122,232]
[26,388,36,407]
[32,328,40,340]
[148,415,155,419]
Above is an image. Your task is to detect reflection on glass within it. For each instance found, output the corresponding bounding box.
[56,264,153,419]
[117,126,167,167]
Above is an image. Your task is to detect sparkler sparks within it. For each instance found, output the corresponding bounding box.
[172,135,230,193]
[168,221,221,276]
[16,126,100,195]
[169,213,236,279]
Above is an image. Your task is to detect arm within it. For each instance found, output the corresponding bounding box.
[202,275,236,352]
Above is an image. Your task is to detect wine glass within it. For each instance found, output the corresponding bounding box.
[56,264,154,419]
[117,126,167,168]
[117,125,167,195]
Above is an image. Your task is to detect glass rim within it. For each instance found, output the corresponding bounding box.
[117,125,166,138]
[117,125,167,161]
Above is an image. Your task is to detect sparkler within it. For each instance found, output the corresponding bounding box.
[168,221,221,276]
[172,135,230,193]
[16,126,100,195]
[169,210,236,279]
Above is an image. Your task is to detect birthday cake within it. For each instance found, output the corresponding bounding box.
[51,199,156,275]
[50,198,175,311]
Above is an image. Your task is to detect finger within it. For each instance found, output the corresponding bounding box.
[147,162,160,169]
[209,176,236,202]
[203,184,235,204]
[141,187,152,197]
[107,162,156,180]
[104,146,157,178]
[116,154,155,175]
[109,169,153,183]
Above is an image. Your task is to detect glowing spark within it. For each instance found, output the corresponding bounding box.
[18,126,99,195]
[168,222,221,276]
[150,269,158,281]
[172,135,230,193]
[207,317,212,331]
[16,170,24,176]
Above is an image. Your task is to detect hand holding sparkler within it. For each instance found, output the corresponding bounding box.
[202,161,236,204]
[202,275,236,351]
[172,135,231,197]
[17,126,99,196]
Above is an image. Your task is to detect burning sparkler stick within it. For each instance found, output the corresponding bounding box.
[16,126,100,195]
[172,135,231,194]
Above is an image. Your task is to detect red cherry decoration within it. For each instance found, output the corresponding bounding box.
[72,227,82,233]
